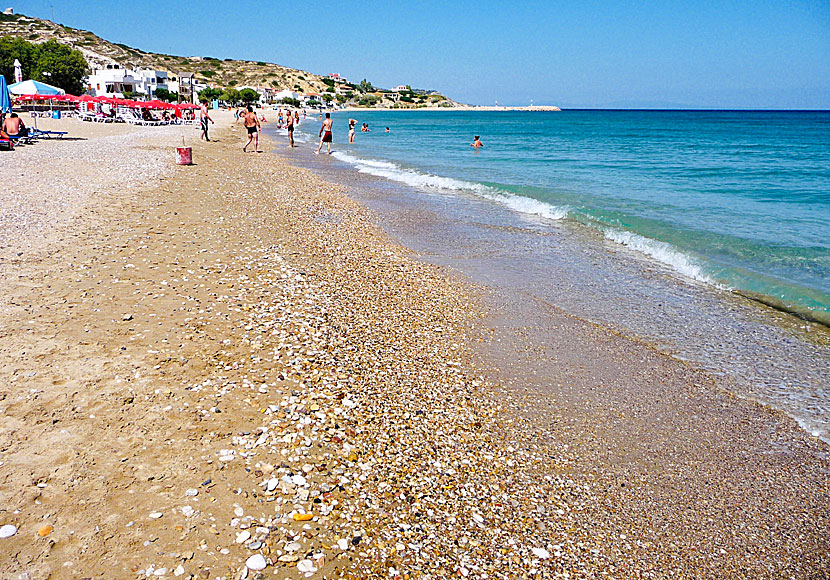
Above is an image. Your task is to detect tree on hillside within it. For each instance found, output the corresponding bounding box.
[358,79,374,93]
[198,87,222,102]
[0,37,88,94]
[153,87,179,102]
[221,88,242,105]
[0,36,36,81]
[239,88,259,105]
[32,41,88,94]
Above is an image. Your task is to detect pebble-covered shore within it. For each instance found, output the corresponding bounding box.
[0,117,827,579]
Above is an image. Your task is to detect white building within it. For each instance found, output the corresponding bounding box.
[87,65,169,98]
[274,90,300,102]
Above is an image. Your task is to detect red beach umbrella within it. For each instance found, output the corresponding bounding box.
[146,99,173,109]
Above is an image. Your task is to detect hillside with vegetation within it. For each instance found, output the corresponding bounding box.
[0,11,460,108]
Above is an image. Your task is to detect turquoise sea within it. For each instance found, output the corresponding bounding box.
[313,110,829,323]
[287,110,830,441]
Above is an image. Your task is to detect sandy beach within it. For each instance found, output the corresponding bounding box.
[0,114,827,580]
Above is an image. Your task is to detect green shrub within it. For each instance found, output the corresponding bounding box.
[0,37,88,94]
[358,95,379,107]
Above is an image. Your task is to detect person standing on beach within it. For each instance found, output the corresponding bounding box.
[286,109,295,148]
[348,118,356,143]
[200,100,214,141]
[316,112,333,155]
[242,105,261,152]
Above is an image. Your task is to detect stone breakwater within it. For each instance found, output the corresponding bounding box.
[0,119,827,579]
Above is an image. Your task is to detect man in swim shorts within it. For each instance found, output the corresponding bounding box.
[242,105,261,152]
[316,112,333,155]
[2,113,26,138]
[286,109,295,148]
[200,100,214,141]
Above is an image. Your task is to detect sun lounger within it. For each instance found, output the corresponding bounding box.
[116,109,166,126]
[8,134,32,145]
[29,129,68,139]
[78,111,114,123]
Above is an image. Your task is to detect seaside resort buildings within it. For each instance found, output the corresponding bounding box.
[86,65,204,102]
[85,63,427,109]
[87,64,323,108]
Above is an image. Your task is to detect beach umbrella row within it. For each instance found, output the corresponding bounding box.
[13,92,200,109]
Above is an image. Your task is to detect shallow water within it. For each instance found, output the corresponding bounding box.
[322,110,830,324]
[272,115,830,442]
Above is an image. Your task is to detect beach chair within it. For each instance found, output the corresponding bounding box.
[116,110,141,125]
[29,129,68,139]
[118,109,162,126]
[8,134,32,145]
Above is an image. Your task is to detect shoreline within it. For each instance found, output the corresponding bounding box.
[0,115,827,578]
[288,111,830,442]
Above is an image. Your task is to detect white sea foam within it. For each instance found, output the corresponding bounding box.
[602,228,715,284]
[331,151,570,221]
[331,150,717,286]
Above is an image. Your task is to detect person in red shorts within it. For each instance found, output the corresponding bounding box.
[316,112,333,155]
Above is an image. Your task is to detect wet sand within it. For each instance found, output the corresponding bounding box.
[0,116,827,579]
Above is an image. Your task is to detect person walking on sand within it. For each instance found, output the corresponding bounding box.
[348,118,356,143]
[286,109,295,148]
[471,135,484,149]
[242,105,261,152]
[316,112,333,155]
[200,100,214,141]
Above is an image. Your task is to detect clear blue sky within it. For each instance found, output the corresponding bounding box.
[13,0,830,108]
